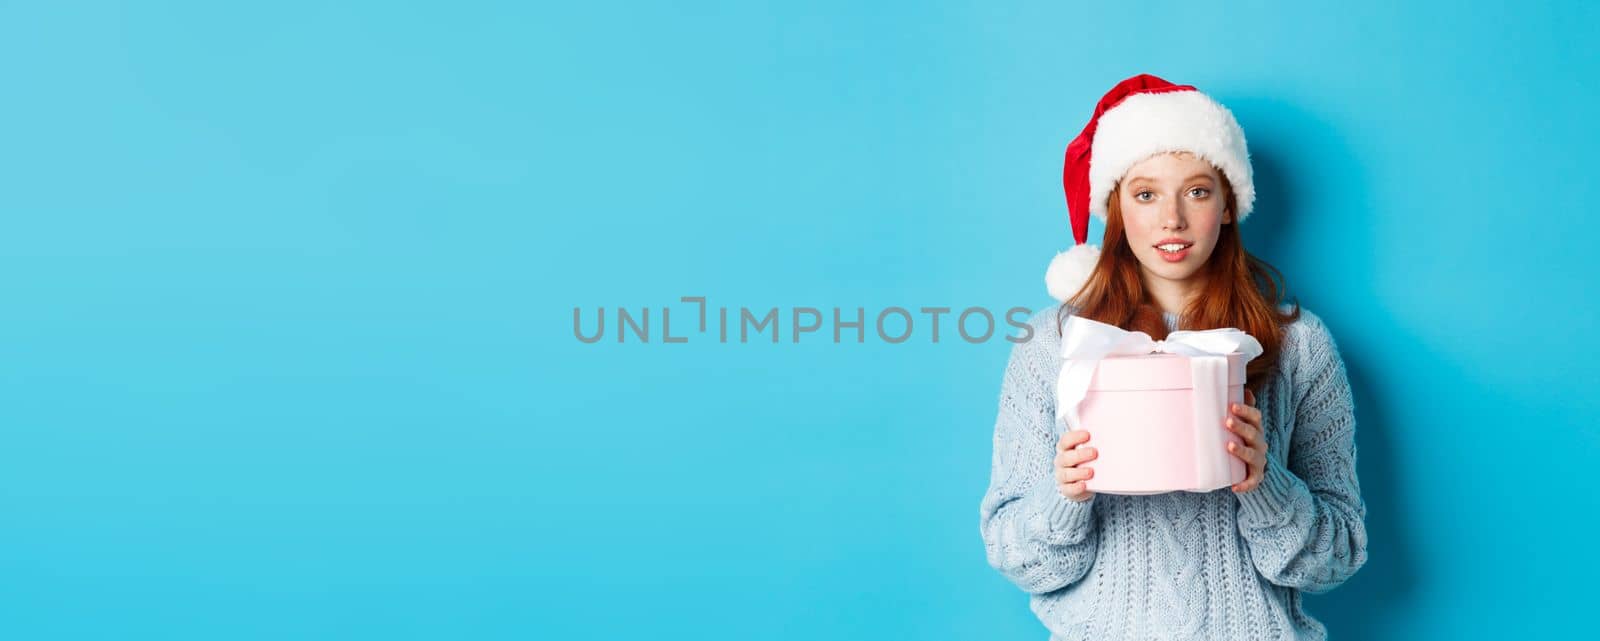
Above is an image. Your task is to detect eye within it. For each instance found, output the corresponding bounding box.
[1134,190,1155,202]
[1188,187,1211,198]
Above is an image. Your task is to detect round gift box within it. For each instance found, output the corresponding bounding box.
[1076,352,1249,495]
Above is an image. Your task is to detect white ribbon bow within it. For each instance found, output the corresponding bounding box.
[1055,315,1264,483]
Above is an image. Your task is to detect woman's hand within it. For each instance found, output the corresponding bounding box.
[1054,430,1098,502]
[1226,389,1267,493]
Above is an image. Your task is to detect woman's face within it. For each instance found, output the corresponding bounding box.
[1117,151,1232,288]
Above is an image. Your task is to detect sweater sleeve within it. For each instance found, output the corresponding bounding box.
[1234,314,1369,594]
[978,329,1100,595]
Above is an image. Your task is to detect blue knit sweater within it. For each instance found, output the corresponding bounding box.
[979,304,1367,640]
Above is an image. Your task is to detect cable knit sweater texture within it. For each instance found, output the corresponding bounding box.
[978,303,1367,641]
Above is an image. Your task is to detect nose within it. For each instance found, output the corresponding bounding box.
[1161,198,1187,231]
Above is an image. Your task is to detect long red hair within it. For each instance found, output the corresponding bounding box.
[1056,173,1300,392]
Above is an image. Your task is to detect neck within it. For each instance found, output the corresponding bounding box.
[1140,269,1203,316]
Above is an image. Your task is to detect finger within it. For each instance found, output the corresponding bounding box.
[1230,403,1264,427]
[1058,430,1091,452]
[1226,416,1262,446]
[1245,389,1256,406]
[1230,404,1263,434]
[1056,460,1094,479]
[1242,469,1264,492]
[1055,466,1094,483]
[1227,440,1259,464]
[1240,440,1267,465]
[1234,466,1263,492]
[1243,417,1265,445]
[1060,481,1089,498]
[1223,415,1249,441]
[1058,446,1098,468]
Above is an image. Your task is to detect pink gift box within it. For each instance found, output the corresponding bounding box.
[1075,352,1249,495]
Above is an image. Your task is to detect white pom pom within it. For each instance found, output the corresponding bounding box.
[1044,244,1101,302]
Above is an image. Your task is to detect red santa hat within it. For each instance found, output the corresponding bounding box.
[1045,73,1256,301]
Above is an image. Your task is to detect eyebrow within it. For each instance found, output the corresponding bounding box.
[1126,173,1216,184]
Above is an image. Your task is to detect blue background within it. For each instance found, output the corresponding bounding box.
[2,1,1595,639]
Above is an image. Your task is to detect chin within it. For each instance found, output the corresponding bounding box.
[1140,255,1206,281]
[1157,267,1204,281]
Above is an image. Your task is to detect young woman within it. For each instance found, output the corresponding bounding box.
[979,75,1367,640]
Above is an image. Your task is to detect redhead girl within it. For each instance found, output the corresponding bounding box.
[979,74,1367,640]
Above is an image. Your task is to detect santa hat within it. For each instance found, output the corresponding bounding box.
[1045,73,1256,301]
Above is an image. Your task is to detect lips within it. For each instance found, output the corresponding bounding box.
[1154,239,1193,262]
[1156,246,1191,262]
